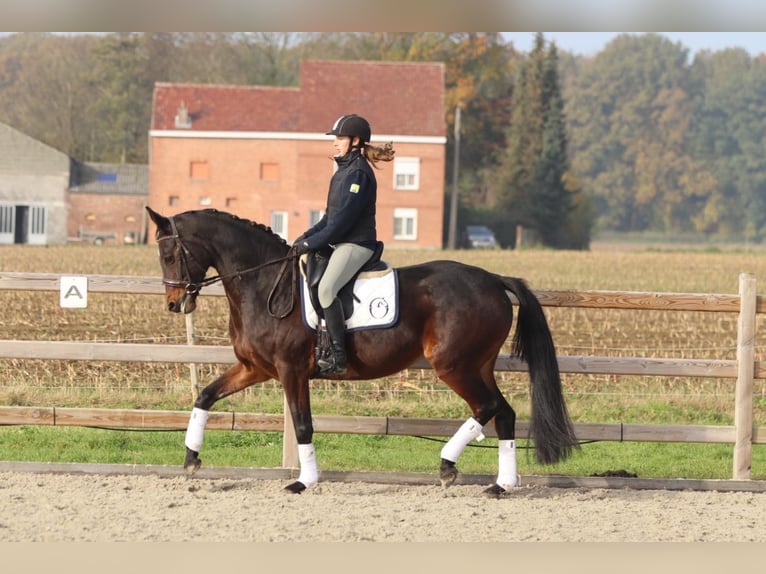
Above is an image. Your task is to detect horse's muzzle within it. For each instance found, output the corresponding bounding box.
[166,288,197,314]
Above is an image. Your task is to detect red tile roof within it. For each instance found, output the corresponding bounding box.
[152,59,445,138]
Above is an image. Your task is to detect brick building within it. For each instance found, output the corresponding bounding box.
[0,121,70,244]
[67,161,149,244]
[149,60,447,248]
[0,121,149,245]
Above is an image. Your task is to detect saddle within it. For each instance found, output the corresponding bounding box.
[302,241,388,320]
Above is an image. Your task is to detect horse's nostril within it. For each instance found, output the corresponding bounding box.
[168,301,177,312]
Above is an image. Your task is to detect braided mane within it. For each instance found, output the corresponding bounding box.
[185,208,289,246]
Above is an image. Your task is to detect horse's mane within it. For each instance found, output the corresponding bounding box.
[184,208,288,247]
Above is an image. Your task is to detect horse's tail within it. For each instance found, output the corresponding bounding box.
[500,276,579,465]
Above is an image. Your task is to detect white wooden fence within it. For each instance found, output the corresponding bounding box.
[0,271,763,479]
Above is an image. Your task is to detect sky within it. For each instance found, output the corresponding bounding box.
[1,0,764,47]
[3,0,765,34]
[504,32,764,58]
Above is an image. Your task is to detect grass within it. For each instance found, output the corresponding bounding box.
[2,426,763,480]
[2,242,766,481]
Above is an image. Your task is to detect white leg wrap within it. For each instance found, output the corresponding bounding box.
[496,439,519,490]
[184,407,209,452]
[297,443,319,488]
[440,417,485,462]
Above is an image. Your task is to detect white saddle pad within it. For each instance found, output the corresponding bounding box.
[300,268,399,332]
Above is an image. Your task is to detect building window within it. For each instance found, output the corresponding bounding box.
[190,161,209,180]
[0,205,13,236]
[393,208,418,240]
[29,206,46,236]
[85,213,97,221]
[125,215,136,223]
[393,157,420,190]
[169,195,180,207]
[271,210,288,240]
[199,197,212,206]
[309,209,324,227]
[260,162,279,181]
[225,197,237,208]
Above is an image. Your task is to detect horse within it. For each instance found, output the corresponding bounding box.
[146,206,579,497]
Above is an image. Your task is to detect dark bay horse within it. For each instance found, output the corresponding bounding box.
[146,207,578,497]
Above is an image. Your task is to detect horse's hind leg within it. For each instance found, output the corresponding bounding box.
[183,363,270,475]
[437,360,521,496]
[439,417,487,488]
[484,394,519,497]
[435,363,507,489]
[472,364,520,498]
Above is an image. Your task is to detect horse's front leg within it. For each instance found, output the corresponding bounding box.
[184,362,270,474]
[280,370,316,494]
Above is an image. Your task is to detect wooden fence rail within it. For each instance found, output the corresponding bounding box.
[0,271,763,480]
[1,406,759,445]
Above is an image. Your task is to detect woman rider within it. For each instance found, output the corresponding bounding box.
[293,114,395,375]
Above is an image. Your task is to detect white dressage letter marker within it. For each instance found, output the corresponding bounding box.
[60,276,88,308]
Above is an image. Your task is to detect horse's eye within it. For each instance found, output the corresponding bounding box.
[163,255,175,265]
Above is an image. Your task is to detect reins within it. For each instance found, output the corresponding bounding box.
[158,216,299,319]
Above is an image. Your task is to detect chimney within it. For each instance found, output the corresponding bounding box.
[174,101,192,129]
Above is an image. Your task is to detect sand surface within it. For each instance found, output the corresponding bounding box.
[1,471,764,542]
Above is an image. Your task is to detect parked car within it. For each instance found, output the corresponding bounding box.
[462,225,498,249]
[68,229,117,245]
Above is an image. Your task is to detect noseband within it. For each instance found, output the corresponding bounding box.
[157,216,214,296]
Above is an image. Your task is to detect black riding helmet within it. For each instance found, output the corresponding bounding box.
[326,114,371,145]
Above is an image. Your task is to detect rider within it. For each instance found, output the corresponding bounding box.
[293,114,395,375]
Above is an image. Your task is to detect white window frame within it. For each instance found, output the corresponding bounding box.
[271,210,288,241]
[309,209,324,227]
[393,157,420,191]
[0,203,47,245]
[27,205,47,245]
[393,208,418,240]
[0,204,15,244]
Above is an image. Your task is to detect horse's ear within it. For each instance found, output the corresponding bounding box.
[146,206,171,235]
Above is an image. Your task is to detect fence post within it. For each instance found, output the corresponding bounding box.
[282,395,299,469]
[185,312,200,401]
[733,273,756,480]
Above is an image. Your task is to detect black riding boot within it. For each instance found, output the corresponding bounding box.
[318,298,347,375]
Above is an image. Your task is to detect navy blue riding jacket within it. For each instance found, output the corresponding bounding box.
[301,149,377,250]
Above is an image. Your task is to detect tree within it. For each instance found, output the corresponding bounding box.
[494,33,592,249]
[87,33,153,163]
[0,33,101,159]
[491,35,544,232]
[687,48,766,239]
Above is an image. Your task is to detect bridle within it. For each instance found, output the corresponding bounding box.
[157,215,298,318]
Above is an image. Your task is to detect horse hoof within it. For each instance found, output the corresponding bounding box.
[184,450,202,475]
[482,483,509,498]
[439,459,458,488]
[283,481,307,494]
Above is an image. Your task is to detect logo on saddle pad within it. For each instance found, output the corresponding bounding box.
[300,269,399,332]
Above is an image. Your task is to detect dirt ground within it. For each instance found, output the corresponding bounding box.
[1,470,765,542]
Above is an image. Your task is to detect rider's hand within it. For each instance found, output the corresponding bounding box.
[293,241,311,256]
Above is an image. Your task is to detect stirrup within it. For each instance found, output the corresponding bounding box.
[317,356,347,375]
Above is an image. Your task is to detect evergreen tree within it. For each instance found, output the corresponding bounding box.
[495,34,591,248]
[492,34,545,233]
[528,44,574,247]
[88,33,152,163]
